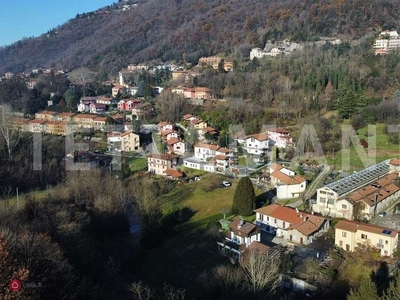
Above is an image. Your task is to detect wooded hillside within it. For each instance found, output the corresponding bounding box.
[0,0,399,74]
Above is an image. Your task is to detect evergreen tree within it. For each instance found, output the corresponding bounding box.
[347,275,380,300]
[232,177,255,216]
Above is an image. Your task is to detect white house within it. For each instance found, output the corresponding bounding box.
[245,133,269,155]
[166,138,186,155]
[147,153,179,176]
[255,204,329,245]
[267,128,292,148]
[194,142,220,160]
[217,218,262,259]
[269,163,306,199]
[158,121,174,132]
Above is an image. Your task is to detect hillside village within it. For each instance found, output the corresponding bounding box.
[3,22,400,298]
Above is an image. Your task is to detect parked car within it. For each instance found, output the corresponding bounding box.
[378,211,387,217]
[219,181,232,188]
[194,176,201,181]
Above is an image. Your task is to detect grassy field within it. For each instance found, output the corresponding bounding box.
[0,189,50,210]
[139,174,263,298]
[324,123,400,170]
[126,154,148,172]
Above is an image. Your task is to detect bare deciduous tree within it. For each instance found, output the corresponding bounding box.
[240,249,280,295]
[0,104,18,159]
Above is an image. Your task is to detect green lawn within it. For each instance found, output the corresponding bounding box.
[326,123,400,170]
[1,189,50,210]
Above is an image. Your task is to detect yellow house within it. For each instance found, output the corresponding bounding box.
[335,219,399,257]
[72,114,97,129]
[190,118,207,129]
[45,121,69,135]
[35,110,58,121]
[120,130,140,152]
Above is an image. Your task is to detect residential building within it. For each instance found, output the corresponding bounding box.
[94,117,107,131]
[335,219,399,256]
[28,119,47,133]
[198,56,222,66]
[89,103,106,114]
[12,118,29,131]
[147,153,179,176]
[161,129,180,141]
[166,138,186,155]
[245,133,269,158]
[158,121,174,132]
[72,114,97,129]
[269,163,307,199]
[312,160,400,220]
[57,112,77,122]
[217,218,261,259]
[5,72,13,79]
[120,130,140,151]
[165,168,184,180]
[112,85,124,98]
[255,204,329,245]
[198,126,218,142]
[77,97,97,113]
[267,128,292,148]
[374,30,400,55]
[194,142,220,160]
[190,118,207,129]
[45,121,68,135]
[35,110,58,121]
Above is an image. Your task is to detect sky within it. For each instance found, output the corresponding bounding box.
[0,0,116,47]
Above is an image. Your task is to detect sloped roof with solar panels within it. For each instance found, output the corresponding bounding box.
[324,160,391,197]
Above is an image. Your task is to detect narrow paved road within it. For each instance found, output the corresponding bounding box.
[287,164,332,208]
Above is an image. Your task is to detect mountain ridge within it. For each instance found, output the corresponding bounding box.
[1,0,399,74]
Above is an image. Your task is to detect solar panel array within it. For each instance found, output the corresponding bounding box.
[325,160,390,196]
[382,229,392,235]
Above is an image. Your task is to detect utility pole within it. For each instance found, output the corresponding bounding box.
[16,187,19,210]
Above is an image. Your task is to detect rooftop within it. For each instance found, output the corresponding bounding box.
[324,160,390,196]
[335,219,399,238]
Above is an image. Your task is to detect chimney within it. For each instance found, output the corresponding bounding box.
[300,213,303,218]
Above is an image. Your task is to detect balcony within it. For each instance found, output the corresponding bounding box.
[376,243,384,249]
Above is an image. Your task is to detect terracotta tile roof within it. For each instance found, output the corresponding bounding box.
[214,155,228,160]
[161,129,175,136]
[158,121,172,127]
[346,173,400,206]
[29,119,47,124]
[191,118,204,124]
[73,114,97,119]
[194,142,220,151]
[268,127,290,134]
[202,126,217,133]
[94,117,106,122]
[165,168,183,178]
[255,204,327,236]
[58,112,76,117]
[270,170,305,185]
[37,110,57,115]
[248,133,269,141]
[121,130,137,137]
[245,241,270,255]
[390,158,400,166]
[147,153,178,160]
[335,219,399,238]
[182,114,193,120]
[270,163,283,172]
[12,118,29,124]
[229,218,259,237]
[166,138,182,146]
[217,147,231,153]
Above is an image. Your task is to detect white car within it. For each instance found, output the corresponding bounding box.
[221,181,232,187]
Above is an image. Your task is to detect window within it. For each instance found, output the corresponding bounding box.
[283,222,286,228]
[342,204,347,209]
[342,232,347,237]
[361,234,368,239]
[320,197,326,203]
[274,218,277,224]
[386,240,389,245]
[384,250,388,255]
[320,191,327,195]
[339,240,343,247]
[267,217,270,222]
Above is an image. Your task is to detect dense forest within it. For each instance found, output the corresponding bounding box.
[0,0,400,74]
